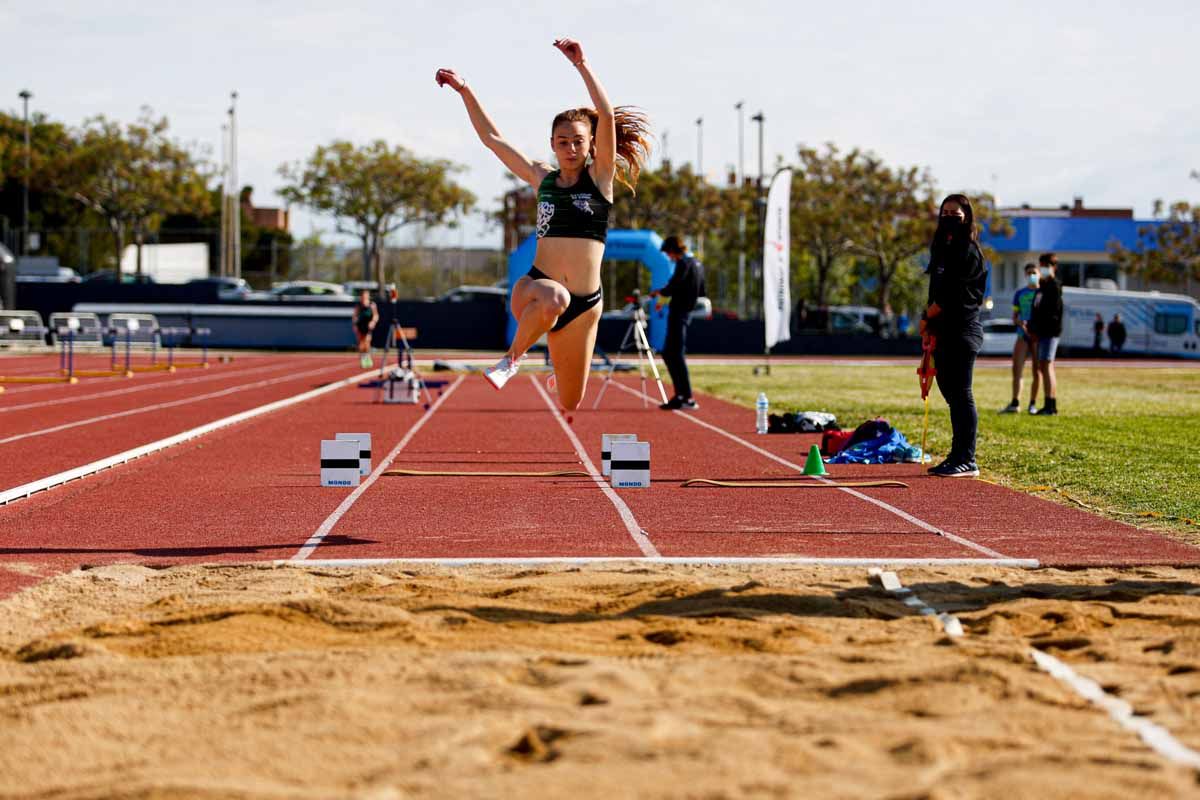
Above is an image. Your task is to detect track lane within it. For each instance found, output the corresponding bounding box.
[306,375,649,560]
[642,380,1200,566]
[0,360,366,490]
[0,378,430,578]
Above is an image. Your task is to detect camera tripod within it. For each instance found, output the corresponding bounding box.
[592,295,669,409]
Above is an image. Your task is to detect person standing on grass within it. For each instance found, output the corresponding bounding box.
[435,38,651,410]
[1029,252,1063,416]
[652,235,706,410]
[352,290,379,369]
[1108,313,1126,354]
[921,193,987,478]
[1000,262,1041,414]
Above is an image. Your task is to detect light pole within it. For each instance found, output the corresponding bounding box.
[695,116,703,177]
[735,101,746,318]
[19,90,32,256]
[750,111,766,319]
[228,91,241,279]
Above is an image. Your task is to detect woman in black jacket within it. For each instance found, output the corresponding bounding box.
[922,194,988,477]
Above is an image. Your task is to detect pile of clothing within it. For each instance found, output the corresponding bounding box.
[825,418,924,464]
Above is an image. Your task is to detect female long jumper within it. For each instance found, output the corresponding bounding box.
[436,38,650,410]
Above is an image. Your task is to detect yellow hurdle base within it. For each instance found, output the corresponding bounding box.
[0,374,79,384]
[70,369,134,378]
[130,364,176,373]
[172,362,210,369]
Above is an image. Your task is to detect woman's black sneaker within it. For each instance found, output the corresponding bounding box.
[926,458,950,474]
[930,461,979,478]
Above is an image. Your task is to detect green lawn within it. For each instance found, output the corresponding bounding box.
[690,362,1200,542]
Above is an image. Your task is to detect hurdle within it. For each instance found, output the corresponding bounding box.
[166,326,213,369]
[108,313,175,374]
[0,310,78,384]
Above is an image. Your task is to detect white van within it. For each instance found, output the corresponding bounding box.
[1060,287,1200,358]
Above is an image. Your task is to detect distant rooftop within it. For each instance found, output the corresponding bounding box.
[1001,196,1132,220]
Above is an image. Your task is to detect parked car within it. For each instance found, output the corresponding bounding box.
[15,267,81,283]
[601,295,712,322]
[269,281,350,301]
[188,276,251,301]
[434,285,508,303]
[980,318,1019,356]
[828,305,881,335]
[342,280,380,296]
[83,270,155,284]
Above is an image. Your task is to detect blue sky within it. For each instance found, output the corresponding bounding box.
[5,0,1198,249]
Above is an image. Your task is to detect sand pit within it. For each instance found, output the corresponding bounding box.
[2,563,1199,798]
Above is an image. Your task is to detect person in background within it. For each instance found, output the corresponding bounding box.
[921,193,987,478]
[1000,262,1040,414]
[1108,313,1127,354]
[1029,252,1063,416]
[652,235,706,410]
[1092,312,1105,352]
[897,309,910,338]
[352,290,379,369]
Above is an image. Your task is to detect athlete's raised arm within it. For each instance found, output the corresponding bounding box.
[553,38,615,190]
[435,68,549,189]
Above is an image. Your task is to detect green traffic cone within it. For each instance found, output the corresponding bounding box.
[803,444,827,476]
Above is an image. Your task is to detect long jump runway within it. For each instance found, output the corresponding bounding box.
[2,364,1198,598]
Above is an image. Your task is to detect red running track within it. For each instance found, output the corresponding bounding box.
[2,364,1199,598]
[0,356,365,490]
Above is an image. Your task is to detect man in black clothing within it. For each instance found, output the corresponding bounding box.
[1029,252,1063,415]
[653,236,706,410]
[1108,313,1127,353]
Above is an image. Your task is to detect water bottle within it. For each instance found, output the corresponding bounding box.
[755,392,769,434]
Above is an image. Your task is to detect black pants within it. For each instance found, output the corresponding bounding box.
[934,337,980,465]
[662,313,691,399]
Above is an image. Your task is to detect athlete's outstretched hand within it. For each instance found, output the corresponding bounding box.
[553,38,585,66]
[434,69,467,92]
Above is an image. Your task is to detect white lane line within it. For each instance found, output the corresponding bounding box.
[0,359,303,413]
[0,369,378,506]
[870,571,1200,770]
[0,362,349,445]
[609,380,1009,560]
[531,376,660,558]
[292,375,466,561]
[868,568,964,636]
[1031,649,1200,769]
[275,557,1039,568]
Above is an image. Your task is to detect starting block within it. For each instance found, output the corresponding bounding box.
[320,439,361,487]
[610,439,651,489]
[336,432,372,476]
[601,433,638,477]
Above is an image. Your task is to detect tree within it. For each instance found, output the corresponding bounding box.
[1109,173,1199,292]
[789,144,861,308]
[62,109,211,273]
[279,140,475,287]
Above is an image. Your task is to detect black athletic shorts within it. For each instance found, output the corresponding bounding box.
[526,265,602,332]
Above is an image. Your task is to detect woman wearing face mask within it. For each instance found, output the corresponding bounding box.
[921,194,987,477]
[436,39,651,410]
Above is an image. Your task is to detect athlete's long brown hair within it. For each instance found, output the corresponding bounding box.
[551,106,652,192]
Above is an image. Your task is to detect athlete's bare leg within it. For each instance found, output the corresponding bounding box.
[507,275,569,360]
[546,303,603,411]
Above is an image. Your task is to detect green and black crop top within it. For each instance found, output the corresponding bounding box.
[535,169,611,243]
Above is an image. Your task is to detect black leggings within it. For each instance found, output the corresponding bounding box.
[662,314,691,399]
[934,338,980,464]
